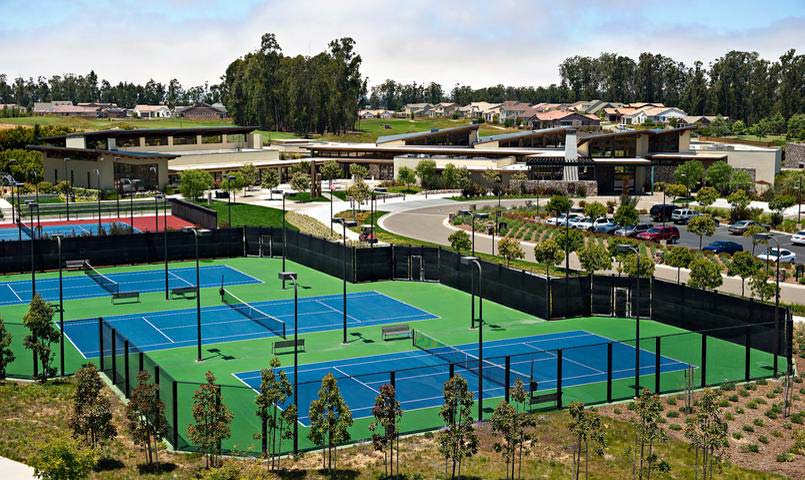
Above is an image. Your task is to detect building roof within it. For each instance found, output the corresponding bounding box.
[476,127,570,144]
[50,104,99,114]
[533,110,598,121]
[27,145,179,160]
[42,125,258,142]
[376,124,479,145]
[134,104,170,112]
[576,125,696,146]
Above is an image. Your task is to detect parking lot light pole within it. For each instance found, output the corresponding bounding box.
[278,271,299,453]
[796,177,801,224]
[617,244,641,397]
[459,210,489,256]
[54,235,64,376]
[754,232,782,376]
[333,218,357,344]
[461,256,484,420]
[185,228,211,362]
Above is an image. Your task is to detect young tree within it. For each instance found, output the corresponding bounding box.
[30,434,98,480]
[397,166,417,189]
[321,160,341,186]
[704,161,733,193]
[749,269,777,303]
[727,251,758,297]
[261,168,280,199]
[664,183,688,204]
[727,189,751,220]
[583,201,607,221]
[437,374,478,479]
[568,402,606,480]
[238,163,259,191]
[498,236,525,266]
[555,228,584,262]
[728,170,754,194]
[369,383,403,478]
[684,389,728,480]
[347,177,371,210]
[687,257,723,291]
[578,243,612,276]
[179,169,213,201]
[415,159,437,189]
[613,204,639,227]
[290,173,311,193]
[663,246,693,284]
[221,171,245,197]
[508,379,534,479]
[23,294,58,381]
[630,389,669,479]
[533,239,564,278]
[674,160,704,191]
[546,195,572,216]
[623,252,655,279]
[0,316,15,379]
[768,194,795,226]
[442,163,459,189]
[126,371,168,467]
[491,401,517,479]
[349,163,369,180]
[255,357,295,471]
[695,186,719,211]
[308,373,353,472]
[188,371,233,469]
[70,364,117,451]
[688,214,716,249]
[448,229,471,254]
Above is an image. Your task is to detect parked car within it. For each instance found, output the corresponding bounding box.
[757,248,797,264]
[614,223,653,237]
[727,220,768,235]
[649,204,678,222]
[570,217,595,230]
[671,208,701,224]
[359,225,378,244]
[790,231,805,246]
[546,213,582,226]
[702,241,744,254]
[593,220,620,235]
[636,226,680,243]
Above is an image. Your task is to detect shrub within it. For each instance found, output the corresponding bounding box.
[744,443,759,453]
[776,452,795,462]
[732,431,743,440]
[667,410,679,419]
[758,435,769,444]
[728,394,739,403]
[734,407,745,414]
[669,423,682,431]
[753,418,765,427]
[742,424,754,433]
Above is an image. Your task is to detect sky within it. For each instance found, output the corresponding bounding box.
[0,0,803,89]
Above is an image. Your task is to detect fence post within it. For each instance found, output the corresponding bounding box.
[111,330,117,385]
[138,352,144,374]
[124,341,130,397]
[172,381,179,448]
[32,349,38,379]
[654,336,661,394]
[606,342,613,403]
[98,317,104,372]
[701,334,707,388]
[390,371,396,390]
[504,356,511,403]
[154,366,160,386]
[744,326,751,382]
[556,349,563,409]
[449,363,455,379]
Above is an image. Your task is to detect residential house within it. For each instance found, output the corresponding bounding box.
[32,101,72,115]
[643,107,687,124]
[133,104,172,119]
[402,103,432,117]
[457,102,501,119]
[680,115,725,127]
[524,110,601,129]
[175,102,228,119]
[49,104,102,118]
[429,102,458,117]
[359,109,393,119]
[499,101,531,124]
[482,103,503,123]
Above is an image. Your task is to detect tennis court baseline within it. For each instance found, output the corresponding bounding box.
[0,221,139,241]
[234,330,690,426]
[63,291,438,357]
[0,264,260,305]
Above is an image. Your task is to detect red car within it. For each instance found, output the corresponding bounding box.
[636,226,680,243]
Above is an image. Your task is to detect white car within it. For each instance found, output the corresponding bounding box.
[570,217,594,230]
[546,213,582,226]
[757,248,797,264]
[792,231,805,246]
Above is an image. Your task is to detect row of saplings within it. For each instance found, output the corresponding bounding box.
[26,353,733,480]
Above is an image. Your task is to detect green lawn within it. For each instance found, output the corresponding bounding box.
[287,192,328,203]
[319,117,519,143]
[201,199,295,229]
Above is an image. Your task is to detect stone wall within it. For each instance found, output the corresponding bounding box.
[510,179,598,196]
[784,143,805,168]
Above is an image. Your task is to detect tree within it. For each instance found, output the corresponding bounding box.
[727,189,751,220]
[261,169,280,199]
[613,204,639,227]
[347,177,371,209]
[583,202,607,221]
[630,389,669,479]
[695,186,718,211]
[369,383,402,478]
[30,434,98,480]
[498,237,525,266]
[578,243,612,278]
[688,214,716,249]
[321,160,341,185]
[787,113,805,140]
[684,389,728,480]
[674,160,704,191]
[188,371,233,469]
[126,370,168,467]
[255,357,295,471]
[70,364,116,452]
[397,166,417,188]
[507,379,534,480]
[179,169,213,201]
[308,372,353,472]
[491,401,517,479]
[727,251,757,296]
[23,294,58,381]
[546,195,572,216]
[349,163,368,180]
[688,257,723,291]
[0,316,14,379]
[623,252,655,278]
[664,246,693,284]
[704,161,733,193]
[749,269,777,303]
[221,171,245,197]
[437,374,478,479]
[768,194,795,225]
[555,228,584,258]
[448,230,471,254]
[290,173,311,193]
[442,163,459,189]
[415,160,438,189]
[728,170,754,193]
[568,402,606,480]
[238,163,259,191]
[664,183,688,204]
[533,239,564,278]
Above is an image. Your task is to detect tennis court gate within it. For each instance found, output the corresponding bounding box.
[591,275,652,318]
[392,245,439,281]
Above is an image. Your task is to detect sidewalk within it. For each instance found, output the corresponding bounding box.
[0,456,35,479]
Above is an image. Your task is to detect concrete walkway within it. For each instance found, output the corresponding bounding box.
[0,456,35,479]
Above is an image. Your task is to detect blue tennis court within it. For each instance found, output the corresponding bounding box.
[63,291,438,358]
[0,264,260,305]
[0,221,139,241]
[234,330,690,425]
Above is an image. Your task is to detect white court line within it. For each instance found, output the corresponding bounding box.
[334,366,380,394]
[223,264,265,284]
[315,299,362,323]
[168,271,193,287]
[142,316,174,343]
[6,284,22,302]
[521,341,607,375]
[57,323,90,360]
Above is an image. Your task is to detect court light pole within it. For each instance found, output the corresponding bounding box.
[26,201,38,297]
[617,244,641,397]
[156,194,168,299]
[95,168,102,232]
[226,174,236,228]
[271,189,287,288]
[129,185,135,233]
[754,232,782,376]
[278,271,299,453]
[333,217,357,344]
[461,256,484,421]
[150,166,160,232]
[63,158,71,221]
[186,227,211,362]
[54,234,64,376]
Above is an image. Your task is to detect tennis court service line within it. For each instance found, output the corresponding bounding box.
[6,284,22,302]
[333,366,380,394]
[142,316,174,343]
[314,299,362,323]
[168,271,193,286]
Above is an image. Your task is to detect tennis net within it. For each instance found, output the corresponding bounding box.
[84,262,120,295]
[413,330,529,388]
[17,220,35,239]
[221,288,286,339]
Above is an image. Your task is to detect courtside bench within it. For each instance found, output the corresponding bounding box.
[528,381,560,408]
[112,291,140,304]
[171,286,197,299]
[273,339,305,354]
[65,259,87,271]
[381,324,411,341]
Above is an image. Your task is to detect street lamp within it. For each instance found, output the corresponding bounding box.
[185,227,211,362]
[461,256,484,421]
[54,234,65,376]
[150,166,160,232]
[63,158,71,221]
[272,189,287,287]
[333,217,357,344]
[753,232,782,377]
[278,271,300,453]
[795,177,802,225]
[226,174,236,228]
[458,210,489,256]
[26,201,38,297]
[617,243,642,398]
[6,159,16,223]
[95,167,102,232]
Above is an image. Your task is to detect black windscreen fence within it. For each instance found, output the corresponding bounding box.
[391,245,440,282]
[548,276,591,319]
[354,247,393,282]
[169,198,217,229]
[591,275,651,317]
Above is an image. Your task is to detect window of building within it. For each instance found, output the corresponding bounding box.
[202,135,222,144]
[228,134,245,144]
[87,139,108,150]
[145,135,169,146]
[116,136,140,148]
[173,135,196,145]
[114,162,159,190]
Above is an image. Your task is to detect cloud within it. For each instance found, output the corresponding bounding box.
[0,0,802,89]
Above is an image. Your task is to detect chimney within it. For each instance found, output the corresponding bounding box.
[563,128,579,181]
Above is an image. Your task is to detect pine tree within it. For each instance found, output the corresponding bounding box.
[437,374,478,479]
[308,372,353,472]
[23,294,59,381]
[255,357,295,470]
[369,383,403,478]
[188,371,233,468]
[126,371,168,467]
[69,364,117,451]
